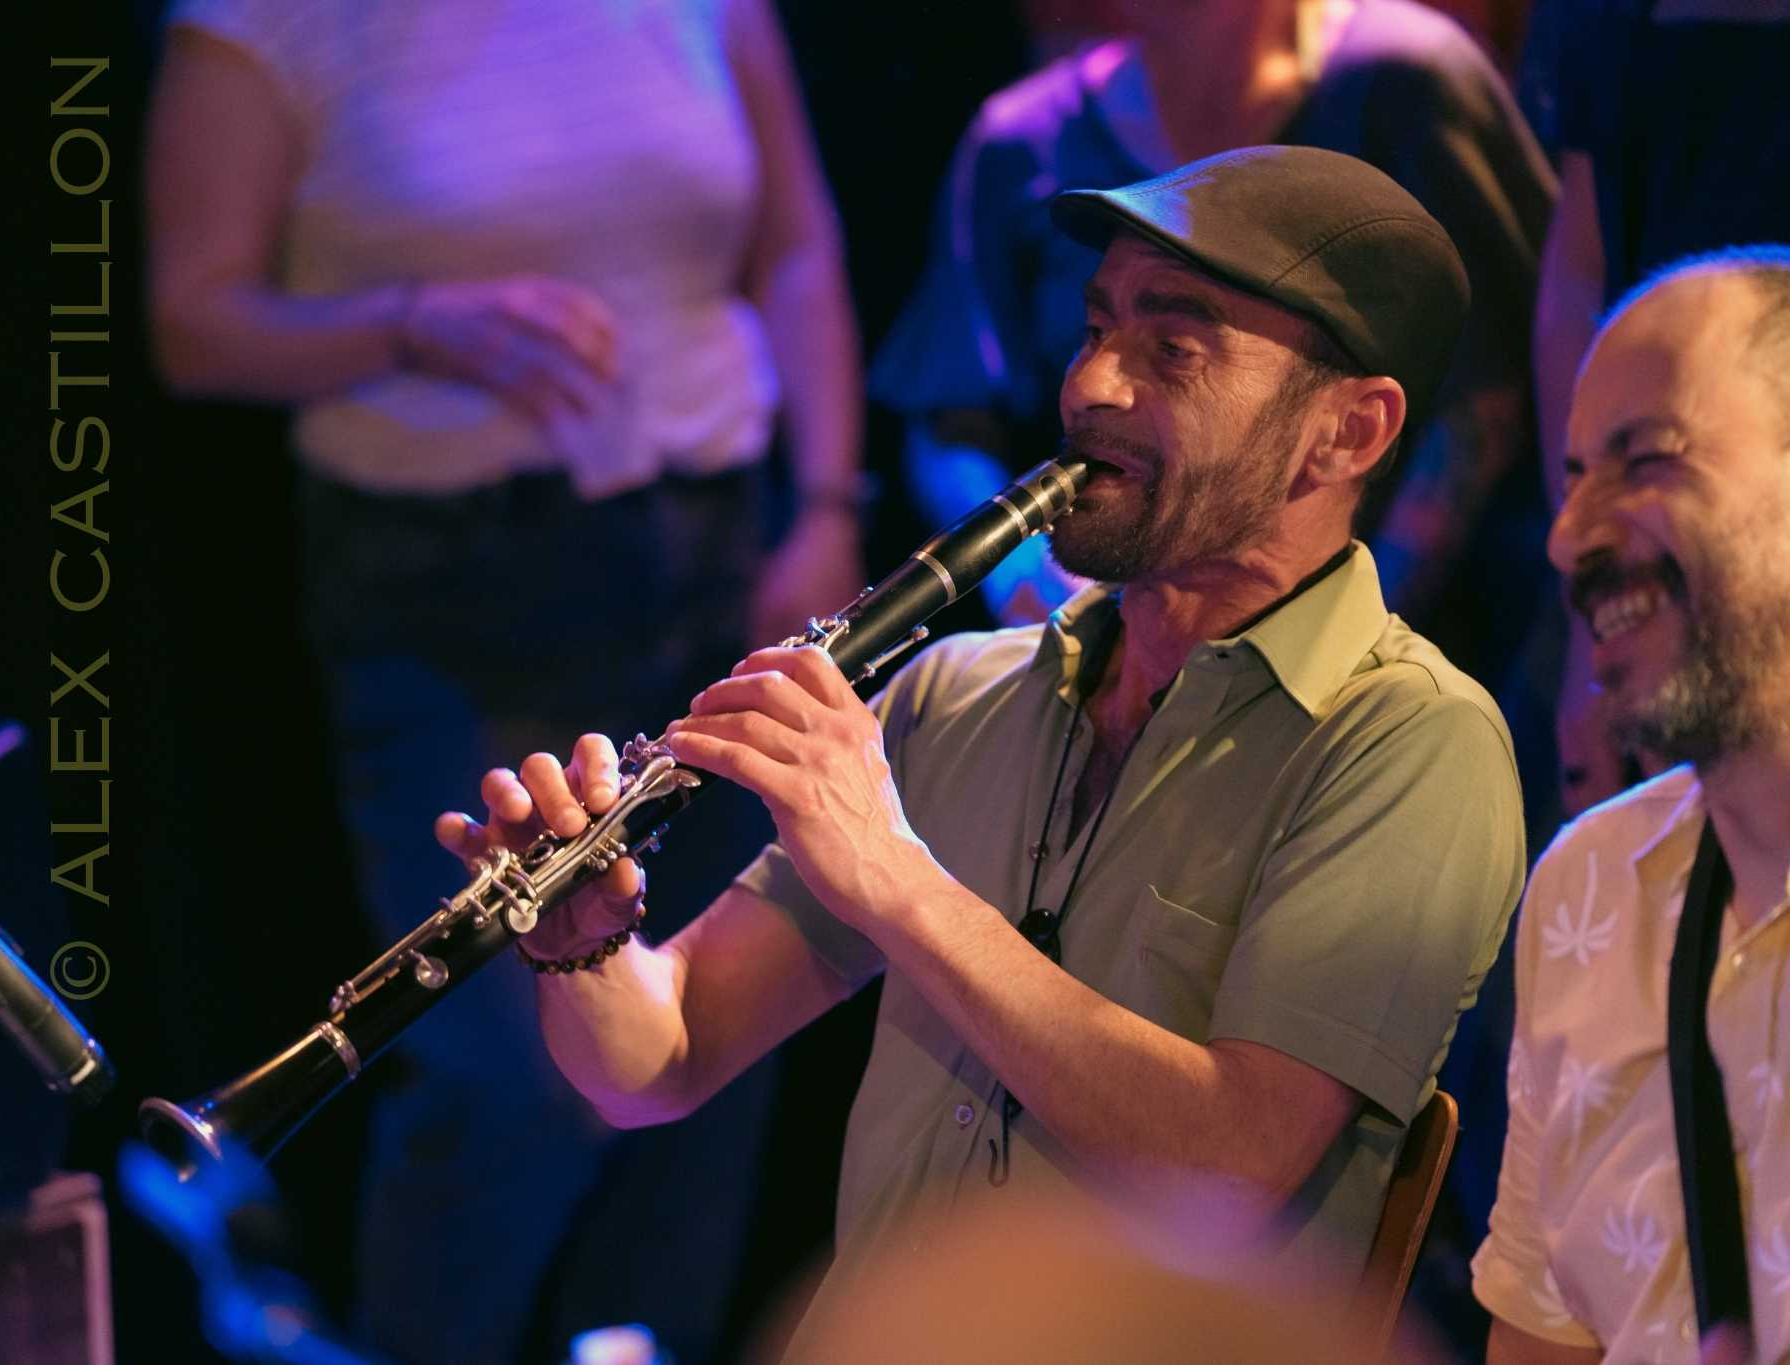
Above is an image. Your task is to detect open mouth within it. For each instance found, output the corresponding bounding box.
[1063,433,1154,486]
[1072,449,1148,483]
[1586,586,1668,644]
[1570,557,1686,647]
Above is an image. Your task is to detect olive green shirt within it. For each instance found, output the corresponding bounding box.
[737,542,1524,1283]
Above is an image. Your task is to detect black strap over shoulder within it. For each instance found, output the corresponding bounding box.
[1666,817,1751,1335]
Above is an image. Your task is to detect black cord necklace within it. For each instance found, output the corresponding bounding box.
[988,549,1356,1183]
[1016,601,1132,959]
[992,608,1141,1184]
[1012,693,1144,967]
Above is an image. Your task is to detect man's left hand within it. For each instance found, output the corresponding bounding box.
[664,646,938,932]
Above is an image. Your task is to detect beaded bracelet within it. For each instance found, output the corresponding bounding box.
[517,907,646,975]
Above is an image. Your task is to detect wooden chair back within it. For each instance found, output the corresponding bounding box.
[1350,1088,1460,1361]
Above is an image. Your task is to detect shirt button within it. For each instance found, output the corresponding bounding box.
[953,1103,975,1128]
[1731,950,1747,972]
[1680,1317,1695,1343]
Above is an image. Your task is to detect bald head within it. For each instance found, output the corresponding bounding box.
[1596,246,1790,437]
[1551,245,1790,766]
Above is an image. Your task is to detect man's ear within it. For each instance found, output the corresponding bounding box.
[1305,377,1406,487]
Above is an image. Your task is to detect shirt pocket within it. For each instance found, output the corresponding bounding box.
[1126,884,1239,1039]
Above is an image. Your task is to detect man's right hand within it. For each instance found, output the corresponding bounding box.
[434,734,851,1130]
[398,275,619,431]
[434,733,645,961]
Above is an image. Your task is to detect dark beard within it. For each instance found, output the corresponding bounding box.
[1574,556,1770,765]
[1047,394,1294,584]
[1610,615,1754,765]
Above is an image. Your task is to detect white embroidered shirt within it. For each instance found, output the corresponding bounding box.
[1472,766,1790,1360]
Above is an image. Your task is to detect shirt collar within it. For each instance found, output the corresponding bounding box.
[1221,542,1389,717]
[1631,765,1707,881]
[1038,581,1123,704]
[1033,542,1390,716]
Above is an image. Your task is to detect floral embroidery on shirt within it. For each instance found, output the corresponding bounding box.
[1478,771,1790,1363]
[1554,1053,1615,1156]
[1530,1265,1576,1327]
[1542,852,1619,965]
[1761,1222,1790,1296]
[1600,1160,1672,1277]
[1601,1200,1667,1275]
[1507,1037,1535,1107]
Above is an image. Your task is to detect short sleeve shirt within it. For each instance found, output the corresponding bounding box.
[1471,767,1790,1360]
[737,543,1526,1287]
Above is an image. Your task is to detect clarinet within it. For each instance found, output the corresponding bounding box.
[141,456,1088,1169]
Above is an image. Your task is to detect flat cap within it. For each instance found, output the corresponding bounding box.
[1050,145,1470,437]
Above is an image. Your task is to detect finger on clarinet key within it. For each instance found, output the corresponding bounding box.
[570,732,621,813]
[519,750,588,838]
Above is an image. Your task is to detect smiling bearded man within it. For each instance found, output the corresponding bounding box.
[1559,264,1790,766]
[1474,247,1790,1365]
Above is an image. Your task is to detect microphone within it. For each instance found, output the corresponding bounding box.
[0,928,115,1106]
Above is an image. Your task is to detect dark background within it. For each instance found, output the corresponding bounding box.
[10,4,1532,1361]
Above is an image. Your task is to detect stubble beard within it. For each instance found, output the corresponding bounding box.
[1048,395,1296,585]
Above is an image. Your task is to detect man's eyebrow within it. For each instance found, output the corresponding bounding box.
[1565,415,1689,471]
[1082,281,1229,328]
[1605,416,1687,455]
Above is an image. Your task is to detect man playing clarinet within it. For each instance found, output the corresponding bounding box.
[439,146,1526,1324]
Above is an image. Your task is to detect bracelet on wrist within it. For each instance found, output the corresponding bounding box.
[517,905,646,975]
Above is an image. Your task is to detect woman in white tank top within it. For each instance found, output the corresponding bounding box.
[145,3,867,1360]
